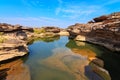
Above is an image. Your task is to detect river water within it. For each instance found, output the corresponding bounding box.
[0,36,120,80]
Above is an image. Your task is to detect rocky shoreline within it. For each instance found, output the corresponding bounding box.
[67,12,120,52]
[0,12,120,62]
[0,24,69,62]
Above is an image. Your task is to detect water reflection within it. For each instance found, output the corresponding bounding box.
[66,40,98,59]
[27,37,111,80]
[0,59,30,80]
[2,36,119,80]
[40,48,89,80]
[28,35,60,44]
[27,37,92,80]
[66,40,111,80]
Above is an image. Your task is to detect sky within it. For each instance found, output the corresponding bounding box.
[0,0,120,28]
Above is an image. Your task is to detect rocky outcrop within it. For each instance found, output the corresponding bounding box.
[67,12,120,52]
[0,22,68,62]
[0,23,33,62]
[0,23,33,32]
[44,27,60,33]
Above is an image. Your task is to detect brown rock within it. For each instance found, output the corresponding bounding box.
[93,15,108,22]
[67,12,120,52]
[44,27,60,33]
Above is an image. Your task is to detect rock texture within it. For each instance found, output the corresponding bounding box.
[44,27,60,33]
[0,23,33,62]
[88,58,111,80]
[67,12,120,52]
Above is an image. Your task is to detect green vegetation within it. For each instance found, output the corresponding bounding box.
[0,32,6,43]
[34,28,46,34]
[0,36,6,43]
[27,35,60,45]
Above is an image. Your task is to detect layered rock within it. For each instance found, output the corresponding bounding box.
[0,23,65,61]
[67,12,120,52]
[44,26,60,33]
[0,23,33,62]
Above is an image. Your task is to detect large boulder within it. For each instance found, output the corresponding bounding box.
[0,23,31,62]
[0,39,28,62]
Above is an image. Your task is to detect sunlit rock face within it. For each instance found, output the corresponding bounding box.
[0,59,30,80]
[67,12,120,52]
[58,30,70,36]
[0,23,33,62]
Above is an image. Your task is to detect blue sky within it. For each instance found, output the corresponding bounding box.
[0,0,120,28]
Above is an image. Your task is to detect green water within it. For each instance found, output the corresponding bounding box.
[0,36,120,80]
[26,36,120,80]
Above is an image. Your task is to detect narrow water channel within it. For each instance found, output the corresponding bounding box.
[0,36,120,80]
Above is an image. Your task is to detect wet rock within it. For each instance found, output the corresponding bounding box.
[89,62,111,80]
[89,58,104,68]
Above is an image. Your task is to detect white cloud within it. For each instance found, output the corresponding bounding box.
[55,0,120,20]
[57,5,102,19]
[55,0,63,15]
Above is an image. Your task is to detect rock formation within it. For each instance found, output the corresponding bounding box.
[67,12,120,52]
[0,23,66,62]
[0,23,33,62]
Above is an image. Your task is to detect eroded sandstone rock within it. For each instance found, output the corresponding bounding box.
[0,23,32,62]
[67,12,120,52]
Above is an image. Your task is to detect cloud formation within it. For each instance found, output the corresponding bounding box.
[55,0,120,20]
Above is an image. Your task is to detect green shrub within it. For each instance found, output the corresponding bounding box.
[0,36,6,43]
[34,28,46,34]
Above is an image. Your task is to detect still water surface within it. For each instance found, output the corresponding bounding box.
[0,36,120,80]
